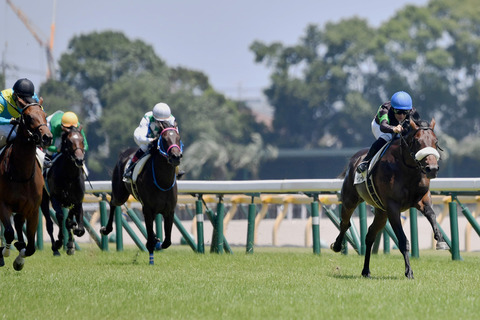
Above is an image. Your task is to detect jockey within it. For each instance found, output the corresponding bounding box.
[45,110,89,165]
[357,91,420,173]
[123,102,178,181]
[0,78,41,148]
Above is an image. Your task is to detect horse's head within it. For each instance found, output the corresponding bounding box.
[405,119,441,179]
[157,125,183,167]
[19,103,53,148]
[61,125,85,168]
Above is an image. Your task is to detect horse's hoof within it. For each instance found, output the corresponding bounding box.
[155,241,163,251]
[67,242,75,256]
[330,242,341,253]
[100,226,112,235]
[0,257,4,267]
[2,247,10,257]
[74,228,85,237]
[13,259,24,271]
[436,241,449,250]
[362,271,371,278]
[54,240,63,251]
[53,250,61,257]
[13,250,26,271]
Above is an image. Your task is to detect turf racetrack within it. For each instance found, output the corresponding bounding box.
[1,245,478,320]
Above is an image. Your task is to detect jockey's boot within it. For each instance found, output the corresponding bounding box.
[123,149,145,181]
[357,138,388,173]
[43,154,53,169]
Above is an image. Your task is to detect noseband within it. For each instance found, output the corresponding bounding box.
[157,127,183,158]
[400,127,441,174]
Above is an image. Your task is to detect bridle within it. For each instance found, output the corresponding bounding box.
[151,126,183,191]
[399,125,441,174]
[61,127,85,165]
[12,103,48,145]
[157,127,183,158]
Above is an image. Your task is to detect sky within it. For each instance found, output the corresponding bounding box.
[2,0,429,106]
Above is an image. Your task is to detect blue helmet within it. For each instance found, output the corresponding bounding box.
[390,91,412,110]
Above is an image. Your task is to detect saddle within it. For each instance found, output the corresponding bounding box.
[353,143,392,210]
[123,153,152,201]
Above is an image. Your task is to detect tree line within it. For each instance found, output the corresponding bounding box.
[18,0,480,179]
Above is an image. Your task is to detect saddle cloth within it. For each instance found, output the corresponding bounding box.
[353,143,391,210]
[125,154,151,184]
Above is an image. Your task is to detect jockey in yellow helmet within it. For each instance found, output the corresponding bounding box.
[45,110,89,165]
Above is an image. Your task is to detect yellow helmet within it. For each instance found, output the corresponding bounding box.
[61,111,79,128]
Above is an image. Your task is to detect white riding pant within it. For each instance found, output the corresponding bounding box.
[371,118,393,142]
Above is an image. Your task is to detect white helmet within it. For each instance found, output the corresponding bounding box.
[152,103,171,121]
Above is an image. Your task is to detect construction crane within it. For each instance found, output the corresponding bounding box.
[6,0,57,80]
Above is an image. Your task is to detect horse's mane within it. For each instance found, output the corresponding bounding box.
[410,118,430,129]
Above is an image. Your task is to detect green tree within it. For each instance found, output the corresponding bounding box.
[40,31,268,180]
[252,0,480,176]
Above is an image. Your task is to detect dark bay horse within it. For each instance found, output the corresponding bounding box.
[0,102,52,270]
[331,119,448,279]
[41,125,86,256]
[100,124,182,265]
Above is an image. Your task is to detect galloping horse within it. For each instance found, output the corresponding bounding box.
[331,119,448,279]
[100,123,182,264]
[41,125,86,256]
[0,102,52,270]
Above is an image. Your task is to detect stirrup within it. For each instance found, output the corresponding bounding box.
[357,161,369,173]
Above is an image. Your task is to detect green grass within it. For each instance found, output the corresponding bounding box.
[0,245,479,320]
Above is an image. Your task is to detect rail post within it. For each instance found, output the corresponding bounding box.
[409,208,419,258]
[358,202,367,255]
[155,214,163,242]
[114,207,123,251]
[309,193,321,255]
[448,198,461,261]
[454,195,480,238]
[36,209,43,250]
[246,194,258,254]
[196,195,205,254]
[383,229,390,254]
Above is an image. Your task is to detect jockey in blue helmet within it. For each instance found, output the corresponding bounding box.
[357,91,420,173]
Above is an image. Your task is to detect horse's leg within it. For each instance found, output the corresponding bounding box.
[72,204,85,237]
[51,198,64,250]
[12,210,39,271]
[388,210,414,279]
[331,180,361,252]
[143,208,157,265]
[0,205,14,266]
[417,193,448,250]
[161,213,173,250]
[101,167,129,235]
[12,212,29,271]
[362,209,387,278]
[41,191,60,255]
